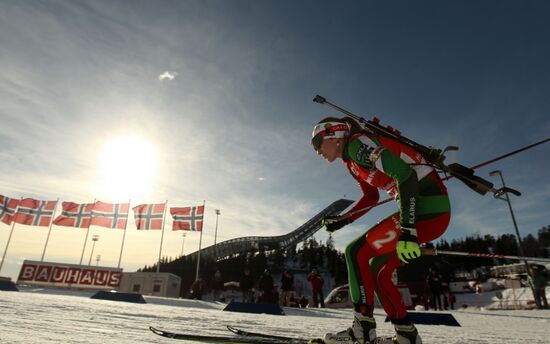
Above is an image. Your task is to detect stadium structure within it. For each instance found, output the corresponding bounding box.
[186,199,353,261]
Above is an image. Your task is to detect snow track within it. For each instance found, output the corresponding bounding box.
[1,290,549,343]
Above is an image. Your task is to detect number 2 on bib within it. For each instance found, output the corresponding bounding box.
[371,230,397,250]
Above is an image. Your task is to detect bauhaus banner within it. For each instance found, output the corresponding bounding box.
[17,260,123,290]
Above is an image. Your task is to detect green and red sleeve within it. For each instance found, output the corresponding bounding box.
[346,176,379,222]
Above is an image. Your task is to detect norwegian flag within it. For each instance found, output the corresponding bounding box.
[171,205,204,231]
[90,201,129,229]
[14,198,57,227]
[0,194,19,225]
[53,202,94,228]
[133,203,166,230]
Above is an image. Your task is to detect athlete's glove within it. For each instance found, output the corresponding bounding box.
[322,215,351,233]
[396,226,421,264]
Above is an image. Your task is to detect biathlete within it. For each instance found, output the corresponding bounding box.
[311,117,451,344]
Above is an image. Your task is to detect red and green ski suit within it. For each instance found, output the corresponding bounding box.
[342,132,451,321]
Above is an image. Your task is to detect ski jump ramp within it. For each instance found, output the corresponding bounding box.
[187,199,354,261]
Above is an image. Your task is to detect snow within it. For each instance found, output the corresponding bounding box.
[1,289,549,344]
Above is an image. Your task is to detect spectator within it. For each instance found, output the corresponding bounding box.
[280,270,295,306]
[189,276,205,300]
[426,268,443,310]
[271,285,280,305]
[307,268,325,308]
[258,269,274,304]
[529,265,549,309]
[448,291,456,310]
[211,270,224,301]
[239,268,254,303]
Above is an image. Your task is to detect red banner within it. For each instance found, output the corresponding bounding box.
[17,260,122,289]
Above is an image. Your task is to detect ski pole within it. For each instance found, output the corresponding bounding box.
[421,248,550,263]
[469,137,550,170]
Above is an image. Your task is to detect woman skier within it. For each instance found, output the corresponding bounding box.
[311,117,451,344]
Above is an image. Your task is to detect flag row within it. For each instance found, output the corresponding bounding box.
[0,195,204,231]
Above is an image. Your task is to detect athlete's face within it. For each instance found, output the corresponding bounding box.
[317,138,343,162]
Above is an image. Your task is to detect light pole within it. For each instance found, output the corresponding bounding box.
[96,254,101,266]
[88,235,99,266]
[180,233,186,257]
[489,170,540,308]
[214,209,221,245]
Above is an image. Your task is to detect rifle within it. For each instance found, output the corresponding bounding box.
[313,95,529,197]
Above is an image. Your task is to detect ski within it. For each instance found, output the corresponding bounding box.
[227,326,397,344]
[150,326,396,344]
[149,326,307,343]
[226,325,309,343]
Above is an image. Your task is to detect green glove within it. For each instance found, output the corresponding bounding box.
[322,215,351,233]
[396,226,421,264]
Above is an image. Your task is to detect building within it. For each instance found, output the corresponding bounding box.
[118,272,181,298]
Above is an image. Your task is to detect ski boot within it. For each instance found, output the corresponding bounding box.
[322,312,377,344]
[392,323,422,344]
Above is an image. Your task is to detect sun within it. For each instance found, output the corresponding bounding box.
[97,135,158,200]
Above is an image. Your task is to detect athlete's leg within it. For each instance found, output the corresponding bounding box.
[339,178,451,343]
[365,211,450,319]
[337,213,410,344]
[345,229,384,311]
[364,213,407,319]
[324,232,383,344]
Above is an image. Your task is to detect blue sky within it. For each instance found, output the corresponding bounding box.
[1,1,549,279]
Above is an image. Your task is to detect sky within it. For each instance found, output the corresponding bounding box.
[1,0,549,280]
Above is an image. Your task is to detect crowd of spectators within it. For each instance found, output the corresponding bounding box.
[188,267,327,308]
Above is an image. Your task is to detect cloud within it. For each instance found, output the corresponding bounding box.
[158,71,177,81]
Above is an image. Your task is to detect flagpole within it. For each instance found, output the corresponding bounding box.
[195,200,206,281]
[0,198,21,274]
[157,200,169,273]
[80,199,96,265]
[0,219,17,275]
[117,199,131,269]
[40,198,59,262]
